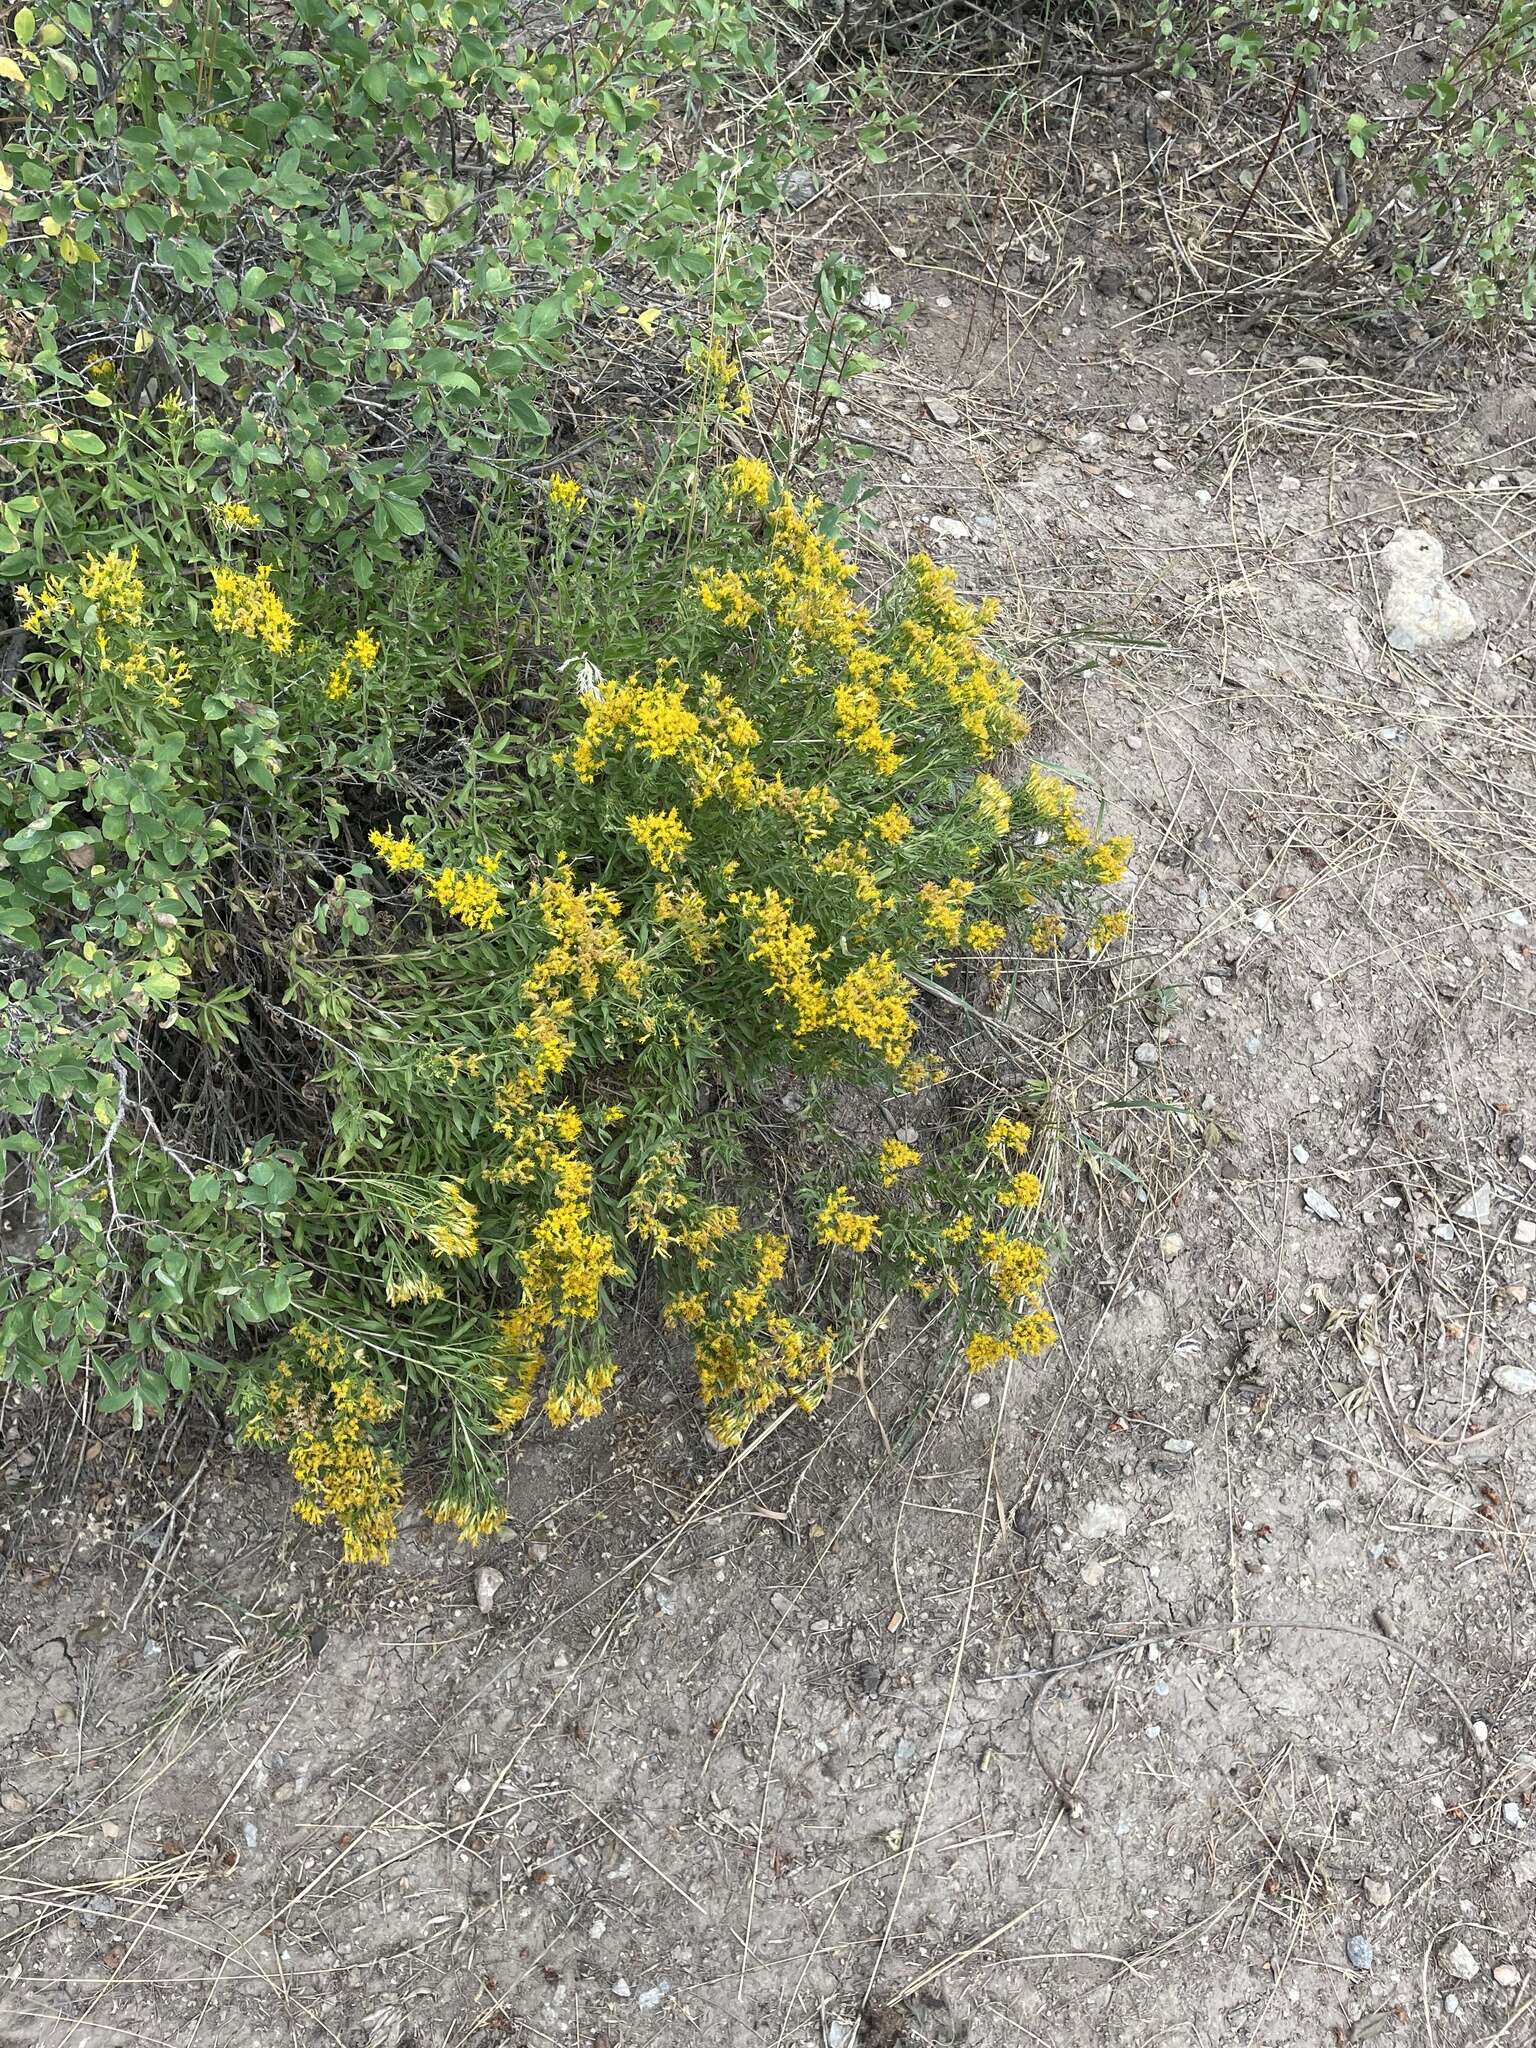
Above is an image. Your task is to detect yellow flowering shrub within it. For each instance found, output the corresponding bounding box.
[9,452,1133,1565]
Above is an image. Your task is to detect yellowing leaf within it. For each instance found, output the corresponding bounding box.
[0,55,26,81]
[635,307,663,336]
[13,6,37,44]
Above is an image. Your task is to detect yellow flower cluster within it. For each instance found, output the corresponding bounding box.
[998,1169,1043,1210]
[833,681,900,774]
[428,855,503,932]
[1024,765,1090,848]
[210,562,296,654]
[878,1138,921,1185]
[1087,835,1133,885]
[919,877,975,946]
[370,827,426,874]
[208,499,262,532]
[1028,913,1066,955]
[691,337,752,420]
[979,1229,1048,1305]
[666,1228,833,1448]
[626,808,692,873]
[970,773,1012,836]
[78,547,146,627]
[19,576,69,636]
[724,456,773,507]
[547,473,586,513]
[327,626,381,702]
[423,1179,479,1259]
[1088,909,1131,954]
[696,567,761,627]
[869,804,912,846]
[240,1325,404,1565]
[108,639,190,712]
[653,878,720,961]
[429,1491,509,1545]
[814,1188,878,1253]
[985,1116,1033,1153]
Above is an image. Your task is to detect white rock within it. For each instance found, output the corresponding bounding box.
[1125,412,1149,433]
[1493,1964,1521,1988]
[924,395,960,426]
[474,1566,504,1617]
[1296,354,1329,372]
[860,286,893,311]
[1251,907,1276,934]
[1303,1187,1342,1223]
[1514,1218,1536,1247]
[1455,1183,1495,1226]
[1080,1503,1130,1540]
[1492,1364,1536,1397]
[1133,1041,1160,1067]
[1380,528,1477,653]
[1201,975,1225,997]
[928,515,970,541]
[1442,1939,1479,1981]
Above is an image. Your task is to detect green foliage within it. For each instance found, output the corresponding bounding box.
[0,0,801,585]
[1144,0,1536,326]
[1,444,1131,1553]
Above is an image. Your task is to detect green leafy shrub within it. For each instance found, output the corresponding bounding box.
[0,0,798,584]
[1,434,1132,1560]
[1144,0,1536,325]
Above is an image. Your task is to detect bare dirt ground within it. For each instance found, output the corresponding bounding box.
[4,83,1536,2048]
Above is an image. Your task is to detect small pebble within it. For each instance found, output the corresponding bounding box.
[1443,1939,1479,1981]
[1493,1363,1536,1397]
[1444,1993,1460,2016]
[1502,1800,1524,1829]
[474,1566,504,1617]
[1201,975,1224,997]
[1133,1041,1160,1067]
[1493,1964,1521,1988]
[1346,1934,1374,1971]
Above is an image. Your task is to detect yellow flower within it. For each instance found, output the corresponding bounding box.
[724,456,773,507]
[626,808,692,873]
[828,952,916,1071]
[878,1138,921,1185]
[78,547,146,627]
[814,1187,878,1253]
[969,773,1012,836]
[979,1230,1048,1305]
[423,1179,479,1259]
[965,1330,1009,1374]
[696,567,761,628]
[998,1169,1043,1210]
[19,576,70,636]
[208,499,261,532]
[547,473,586,513]
[635,307,664,336]
[1008,1308,1057,1356]
[869,805,912,846]
[984,1115,1032,1154]
[347,627,380,670]
[1087,835,1132,885]
[1028,913,1066,955]
[210,562,295,654]
[369,827,426,874]
[1088,908,1130,954]
[429,1493,509,1545]
[429,858,503,933]
[964,919,1006,953]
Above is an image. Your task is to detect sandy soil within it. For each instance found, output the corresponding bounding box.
[4,106,1536,2048]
